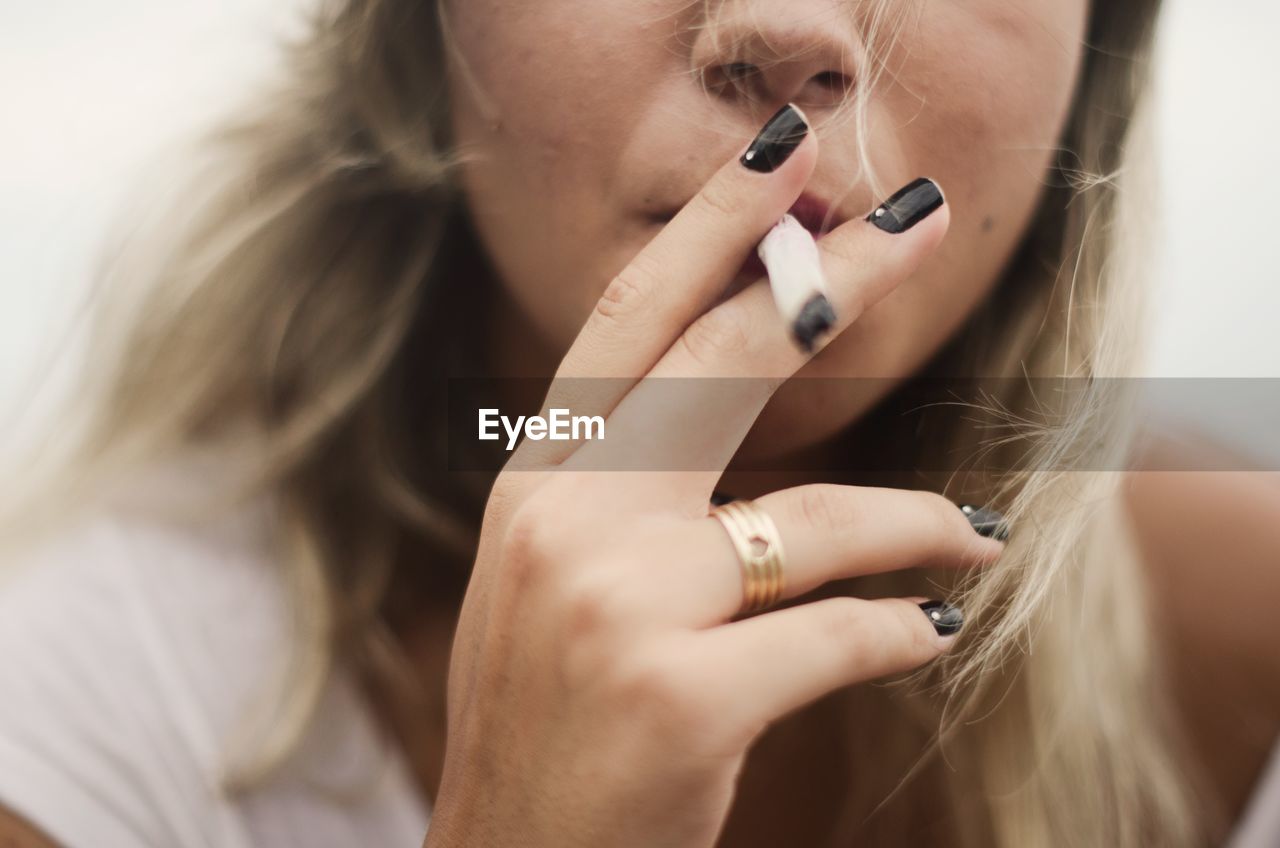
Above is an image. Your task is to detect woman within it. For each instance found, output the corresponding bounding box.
[0,0,1277,845]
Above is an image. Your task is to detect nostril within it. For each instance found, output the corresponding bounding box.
[803,70,855,105]
[702,61,764,101]
[812,70,851,91]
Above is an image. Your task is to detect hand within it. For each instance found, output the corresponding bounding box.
[425,104,1001,848]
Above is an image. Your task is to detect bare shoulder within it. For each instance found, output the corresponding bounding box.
[0,807,58,847]
[1122,425,1280,673]
[1121,423,1280,813]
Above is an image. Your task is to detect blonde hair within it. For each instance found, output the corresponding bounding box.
[0,0,1211,844]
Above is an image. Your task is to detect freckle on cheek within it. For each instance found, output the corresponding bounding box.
[981,216,995,234]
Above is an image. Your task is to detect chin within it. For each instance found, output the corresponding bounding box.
[734,378,887,466]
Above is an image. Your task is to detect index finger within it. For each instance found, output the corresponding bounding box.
[515,104,818,466]
[566,177,950,502]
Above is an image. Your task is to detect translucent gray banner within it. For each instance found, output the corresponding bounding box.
[441,378,1280,472]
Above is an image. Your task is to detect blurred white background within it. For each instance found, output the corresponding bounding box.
[1,1,1277,461]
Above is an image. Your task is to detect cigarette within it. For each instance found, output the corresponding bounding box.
[757,214,836,353]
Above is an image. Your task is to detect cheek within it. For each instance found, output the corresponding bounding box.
[447,1,673,340]
[866,2,1086,337]
[443,0,1091,453]
[755,3,1088,449]
[449,1,648,155]
[448,3,625,231]
[905,2,1087,231]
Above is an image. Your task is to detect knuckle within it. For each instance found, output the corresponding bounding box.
[920,491,966,541]
[694,175,742,219]
[501,498,564,585]
[677,300,755,367]
[820,232,862,268]
[820,598,935,670]
[816,597,874,646]
[595,254,663,323]
[610,648,710,730]
[791,484,858,535]
[559,570,630,639]
[813,598,885,669]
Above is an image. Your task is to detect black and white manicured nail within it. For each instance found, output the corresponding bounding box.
[919,600,964,637]
[866,177,945,234]
[740,104,810,173]
[959,504,1010,541]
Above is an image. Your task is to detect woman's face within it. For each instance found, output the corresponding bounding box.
[447,0,1089,457]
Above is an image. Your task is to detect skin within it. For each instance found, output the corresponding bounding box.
[1124,442,1280,828]
[432,0,1280,842]
[1,1,1278,846]
[454,0,1087,453]
[424,121,1005,846]
[419,1,1276,845]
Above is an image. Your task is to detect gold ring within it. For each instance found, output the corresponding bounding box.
[710,499,786,615]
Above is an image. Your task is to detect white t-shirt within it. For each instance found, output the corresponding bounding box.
[0,454,430,847]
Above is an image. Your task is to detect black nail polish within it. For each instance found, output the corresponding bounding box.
[919,600,964,636]
[959,504,1010,541]
[740,104,809,173]
[865,177,944,233]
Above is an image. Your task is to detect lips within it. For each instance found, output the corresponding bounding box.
[650,190,845,238]
[732,194,842,282]
[786,193,841,238]
[738,252,768,281]
[649,189,847,294]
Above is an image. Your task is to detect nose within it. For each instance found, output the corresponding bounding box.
[689,1,861,113]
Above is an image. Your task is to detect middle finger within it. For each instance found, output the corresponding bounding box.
[568,177,950,506]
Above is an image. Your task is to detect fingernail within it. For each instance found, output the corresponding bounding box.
[959,504,1010,541]
[919,600,964,637]
[866,177,944,233]
[740,104,809,173]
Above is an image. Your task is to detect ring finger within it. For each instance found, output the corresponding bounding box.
[623,483,1005,627]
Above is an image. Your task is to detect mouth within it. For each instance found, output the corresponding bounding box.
[649,190,845,283]
[651,191,844,237]
[785,192,843,239]
[735,193,844,286]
